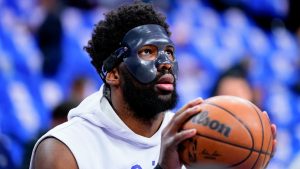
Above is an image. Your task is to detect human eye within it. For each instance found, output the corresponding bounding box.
[138,45,157,60]
[165,47,175,61]
[142,48,152,55]
[165,49,173,56]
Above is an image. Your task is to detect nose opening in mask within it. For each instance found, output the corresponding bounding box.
[155,52,172,67]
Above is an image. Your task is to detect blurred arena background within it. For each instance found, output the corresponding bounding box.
[0,0,299,168]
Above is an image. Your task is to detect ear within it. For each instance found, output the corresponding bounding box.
[105,68,120,86]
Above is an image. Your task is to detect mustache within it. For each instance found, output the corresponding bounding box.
[159,69,172,75]
[152,69,176,84]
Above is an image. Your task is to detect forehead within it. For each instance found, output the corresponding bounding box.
[122,24,174,49]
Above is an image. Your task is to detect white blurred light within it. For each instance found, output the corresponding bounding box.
[8,81,40,136]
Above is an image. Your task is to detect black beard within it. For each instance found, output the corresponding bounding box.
[120,67,179,122]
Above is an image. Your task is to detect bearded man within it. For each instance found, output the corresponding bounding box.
[30,2,276,169]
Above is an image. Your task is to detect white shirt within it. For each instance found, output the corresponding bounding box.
[30,85,174,169]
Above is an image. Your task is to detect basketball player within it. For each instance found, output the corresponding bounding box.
[30,2,277,169]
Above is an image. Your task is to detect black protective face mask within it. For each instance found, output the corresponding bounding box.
[101,24,178,84]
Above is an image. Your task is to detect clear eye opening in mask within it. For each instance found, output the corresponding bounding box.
[137,45,175,62]
[100,24,178,84]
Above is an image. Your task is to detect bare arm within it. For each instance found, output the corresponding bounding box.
[32,137,78,169]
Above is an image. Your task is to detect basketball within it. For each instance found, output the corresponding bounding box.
[179,96,273,169]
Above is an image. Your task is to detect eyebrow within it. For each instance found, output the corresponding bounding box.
[165,45,174,50]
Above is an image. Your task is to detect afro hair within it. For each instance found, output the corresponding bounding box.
[84,2,171,80]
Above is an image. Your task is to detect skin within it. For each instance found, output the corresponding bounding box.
[31,44,182,168]
[32,45,277,169]
[217,77,253,102]
[158,110,277,169]
[32,137,78,169]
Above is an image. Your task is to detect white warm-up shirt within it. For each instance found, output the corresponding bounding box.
[29,85,174,169]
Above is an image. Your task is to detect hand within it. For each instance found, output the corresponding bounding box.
[262,111,277,158]
[158,98,203,169]
[270,124,277,158]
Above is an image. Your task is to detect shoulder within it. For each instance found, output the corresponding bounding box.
[31,137,78,169]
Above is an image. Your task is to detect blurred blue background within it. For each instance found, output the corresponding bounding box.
[0,0,299,168]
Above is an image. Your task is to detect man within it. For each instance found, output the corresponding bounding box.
[30,2,276,169]
[210,62,256,104]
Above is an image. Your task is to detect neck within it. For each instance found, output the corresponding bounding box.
[109,86,164,138]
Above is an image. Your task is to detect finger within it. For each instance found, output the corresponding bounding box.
[169,105,202,133]
[271,139,277,158]
[262,111,271,123]
[271,124,277,139]
[262,111,269,118]
[176,98,203,116]
[270,124,277,158]
[172,128,197,146]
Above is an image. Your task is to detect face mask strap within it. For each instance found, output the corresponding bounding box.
[103,46,128,72]
[94,46,129,83]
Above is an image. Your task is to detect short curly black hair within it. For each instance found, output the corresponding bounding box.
[84,2,171,80]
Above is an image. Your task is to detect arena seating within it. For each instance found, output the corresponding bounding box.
[0,0,299,168]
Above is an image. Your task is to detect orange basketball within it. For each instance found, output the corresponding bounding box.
[179,96,273,169]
